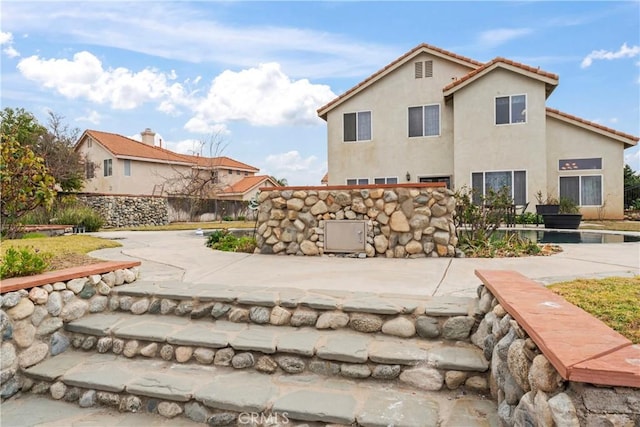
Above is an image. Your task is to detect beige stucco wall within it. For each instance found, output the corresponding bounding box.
[452,69,548,208]
[546,116,624,219]
[326,53,474,185]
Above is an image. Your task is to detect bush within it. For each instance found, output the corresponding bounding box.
[0,246,51,279]
[51,205,104,231]
[222,216,234,221]
[516,212,542,225]
[462,231,541,258]
[205,229,256,253]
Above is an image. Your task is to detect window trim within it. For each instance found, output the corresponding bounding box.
[343,111,372,143]
[373,177,399,185]
[103,159,113,177]
[408,103,441,138]
[470,169,528,205]
[558,158,603,171]
[558,174,603,207]
[346,178,369,186]
[494,94,527,126]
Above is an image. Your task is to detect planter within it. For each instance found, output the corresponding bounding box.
[542,214,582,230]
[536,204,560,215]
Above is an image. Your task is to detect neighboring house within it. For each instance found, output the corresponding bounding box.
[217,175,280,201]
[321,173,328,185]
[74,128,267,201]
[318,43,638,219]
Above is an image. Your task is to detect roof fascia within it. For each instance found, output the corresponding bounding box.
[546,110,638,148]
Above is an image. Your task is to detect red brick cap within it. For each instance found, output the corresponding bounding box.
[475,269,639,388]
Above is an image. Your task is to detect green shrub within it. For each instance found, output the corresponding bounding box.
[205,229,230,248]
[222,216,234,221]
[235,236,257,253]
[516,212,542,225]
[0,246,51,279]
[461,231,541,258]
[205,230,256,253]
[51,205,104,231]
[237,216,246,221]
[559,197,580,214]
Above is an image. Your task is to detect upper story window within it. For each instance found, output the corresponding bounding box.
[344,111,372,142]
[409,104,440,137]
[558,158,602,171]
[495,94,526,125]
[414,60,433,78]
[103,159,112,177]
[85,162,95,179]
[124,159,131,177]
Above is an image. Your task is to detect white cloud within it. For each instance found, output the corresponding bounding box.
[625,147,640,171]
[263,150,326,186]
[188,63,335,129]
[75,110,102,125]
[0,31,20,58]
[477,28,532,48]
[17,51,186,109]
[581,43,640,68]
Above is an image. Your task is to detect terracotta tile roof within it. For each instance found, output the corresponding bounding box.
[83,130,192,164]
[81,130,261,169]
[443,57,559,93]
[546,108,639,143]
[181,154,259,172]
[318,43,482,118]
[221,175,277,195]
[321,172,328,184]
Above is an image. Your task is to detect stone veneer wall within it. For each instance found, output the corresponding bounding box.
[76,194,169,228]
[471,285,639,426]
[0,266,139,401]
[255,184,457,258]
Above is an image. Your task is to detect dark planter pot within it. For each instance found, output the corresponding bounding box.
[536,204,560,215]
[542,214,582,230]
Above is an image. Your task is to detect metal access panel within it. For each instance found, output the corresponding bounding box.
[324,220,367,253]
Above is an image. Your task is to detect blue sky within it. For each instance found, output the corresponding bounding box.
[1,1,639,185]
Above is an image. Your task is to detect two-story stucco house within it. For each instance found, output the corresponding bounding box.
[318,43,638,219]
[75,128,278,201]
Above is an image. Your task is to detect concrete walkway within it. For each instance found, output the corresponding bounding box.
[89,228,640,298]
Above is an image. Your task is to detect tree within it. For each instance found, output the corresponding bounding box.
[624,164,640,208]
[0,124,56,238]
[275,177,288,186]
[38,111,85,191]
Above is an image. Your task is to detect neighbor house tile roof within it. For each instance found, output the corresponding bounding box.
[83,130,191,164]
[443,57,559,93]
[546,108,639,144]
[220,175,277,195]
[321,172,328,184]
[81,130,261,169]
[317,43,482,117]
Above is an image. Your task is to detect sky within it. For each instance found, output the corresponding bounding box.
[1,1,639,185]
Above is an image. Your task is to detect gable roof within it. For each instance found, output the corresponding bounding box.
[78,129,260,170]
[317,43,482,119]
[443,57,559,98]
[546,108,638,147]
[220,175,279,196]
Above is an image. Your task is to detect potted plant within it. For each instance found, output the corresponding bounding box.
[535,190,560,215]
[542,197,582,229]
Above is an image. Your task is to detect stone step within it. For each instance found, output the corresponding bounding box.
[108,281,480,340]
[24,350,498,426]
[64,312,490,384]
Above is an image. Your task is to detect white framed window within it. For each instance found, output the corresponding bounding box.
[495,94,526,125]
[471,170,527,205]
[124,159,131,177]
[346,178,369,185]
[103,159,113,177]
[409,104,440,137]
[344,111,372,142]
[85,162,95,179]
[374,177,398,185]
[559,175,602,206]
[558,158,602,171]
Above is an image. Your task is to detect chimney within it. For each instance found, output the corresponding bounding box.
[141,128,156,146]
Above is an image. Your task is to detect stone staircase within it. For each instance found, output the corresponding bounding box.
[22,281,498,426]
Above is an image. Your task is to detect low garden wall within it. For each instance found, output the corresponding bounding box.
[77,194,169,228]
[0,262,140,401]
[472,270,639,426]
[255,184,457,258]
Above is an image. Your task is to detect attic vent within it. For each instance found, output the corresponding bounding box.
[414,60,433,78]
[414,61,423,79]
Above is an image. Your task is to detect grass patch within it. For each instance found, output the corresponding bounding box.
[548,276,640,343]
[1,235,122,271]
[580,221,640,232]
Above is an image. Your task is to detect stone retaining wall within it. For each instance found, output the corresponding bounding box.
[255,184,457,258]
[77,194,169,228]
[471,285,639,426]
[0,266,140,401]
